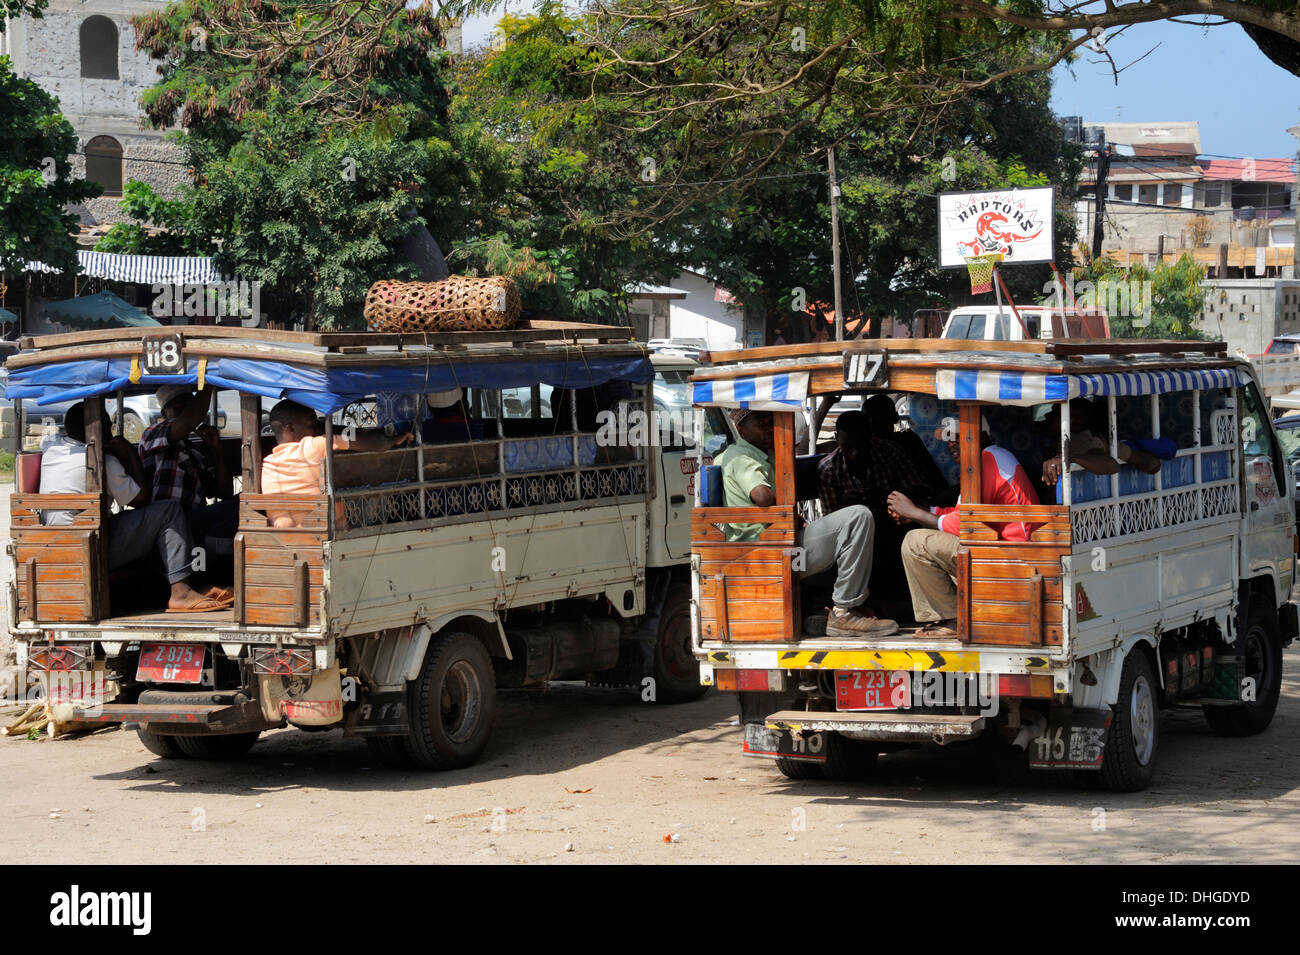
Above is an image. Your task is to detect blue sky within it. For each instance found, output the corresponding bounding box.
[461,11,1300,161]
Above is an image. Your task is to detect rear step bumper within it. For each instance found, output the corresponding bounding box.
[73,700,273,731]
[766,710,986,745]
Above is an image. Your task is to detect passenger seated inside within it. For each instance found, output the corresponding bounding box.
[40,402,233,613]
[714,407,897,637]
[818,408,937,618]
[863,394,948,499]
[262,399,413,527]
[139,385,239,560]
[886,416,1038,637]
[1037,397,1162,487]
[421,388,483,443]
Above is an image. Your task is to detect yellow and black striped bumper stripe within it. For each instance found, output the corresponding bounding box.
[775,650,982,672]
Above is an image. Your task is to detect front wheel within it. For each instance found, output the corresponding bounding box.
[775,757,823,780]
[652,584,708,703]
[1100,649,1159,792]
[1204,595,1283,737]
[405,631,496,771]
[137,728,187,759]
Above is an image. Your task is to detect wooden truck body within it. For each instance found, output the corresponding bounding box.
[4,324,711,768]
[689,338,1298,790]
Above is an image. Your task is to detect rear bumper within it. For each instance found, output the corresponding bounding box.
[766,710,986,745]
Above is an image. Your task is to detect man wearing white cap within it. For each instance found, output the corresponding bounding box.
[138,384,238,555]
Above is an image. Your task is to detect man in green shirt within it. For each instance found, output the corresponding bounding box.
[714,408,897,637]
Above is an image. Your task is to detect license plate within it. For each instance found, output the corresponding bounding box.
[742,722,826,761]
[835,669,910,711]
[136,644,206,684]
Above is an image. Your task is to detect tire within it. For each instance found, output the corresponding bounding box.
[365,736,414,768]
[173,732,260,760]
[119,411,145,445]
[651,584,708,703]
[1204,595,1283,737]
[775,757,823,780]
[137,728,187,759]
[1100,649,1159,792]
[821,733,878,782]
[405,631,496,771]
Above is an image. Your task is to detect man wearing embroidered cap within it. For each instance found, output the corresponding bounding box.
[714,407,897,638]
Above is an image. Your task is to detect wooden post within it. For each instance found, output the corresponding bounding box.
[772,413,796,505]
[1218,242,1229,279]
[232,534,245,625]
[958,404,982,505]
[82,395,105,494]
[1028,573,1044,646]
[239,392,262,494]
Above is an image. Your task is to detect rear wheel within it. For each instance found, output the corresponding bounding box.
[821,733,878,781]
[1100,649,1158,792]
[652,585,707,703]
[405,631,496,771]
[137,728,187,759]
[1204,595,1283,736]
[775,757,823,780]
[174,732,260,760]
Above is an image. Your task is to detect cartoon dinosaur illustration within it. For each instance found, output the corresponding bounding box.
[957,211,1044,258]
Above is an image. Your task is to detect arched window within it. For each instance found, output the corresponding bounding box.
[85,136,123,196]
[80,16,119,80]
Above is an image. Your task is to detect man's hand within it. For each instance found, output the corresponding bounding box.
[886,490,922,524]
[105,435,135,464]
[391,431,414,448]
[1042,455,1063,486]
[196,424,221,452]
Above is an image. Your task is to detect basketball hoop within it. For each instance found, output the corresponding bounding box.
[964,253,1003,295]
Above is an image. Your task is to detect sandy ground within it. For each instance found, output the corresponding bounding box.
[1,652,1298,865]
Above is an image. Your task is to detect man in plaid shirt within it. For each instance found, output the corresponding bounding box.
[139,384,238,557]
[818,410,935,518]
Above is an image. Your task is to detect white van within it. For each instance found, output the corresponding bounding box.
[942,306,1109,342]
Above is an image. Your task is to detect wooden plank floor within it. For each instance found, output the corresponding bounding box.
[102,609,235,626]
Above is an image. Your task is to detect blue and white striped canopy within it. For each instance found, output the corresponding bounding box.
[936,366,1251,406]
[691,371,809,411]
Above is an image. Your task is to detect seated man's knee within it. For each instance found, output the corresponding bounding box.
[841,503,874,529]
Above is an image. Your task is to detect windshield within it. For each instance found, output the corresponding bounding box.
[1275,421,1300,462]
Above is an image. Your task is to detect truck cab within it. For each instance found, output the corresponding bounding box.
[942,305,1110,342]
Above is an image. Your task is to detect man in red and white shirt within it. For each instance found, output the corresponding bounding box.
[886,418,1038,636]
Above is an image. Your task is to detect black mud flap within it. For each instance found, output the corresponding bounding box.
[1028,707,1111,771]
[742,721,827,762]
[342,690,409,737]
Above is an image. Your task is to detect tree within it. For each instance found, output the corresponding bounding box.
[947,0,1300,77]
[93,180,203,255]
[1056,253,1208,339]
[0,54,100,279]
[132,0,466,328]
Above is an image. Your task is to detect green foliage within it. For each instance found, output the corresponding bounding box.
[131,1,464,328]
[94,180,204,255]
[0,55,99,278]
[0,0,45,31]
[1064,254,1208,340]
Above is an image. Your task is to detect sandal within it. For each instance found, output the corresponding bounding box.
[165,596,232,614]
[204,586,234,603]
[915,622,959,637]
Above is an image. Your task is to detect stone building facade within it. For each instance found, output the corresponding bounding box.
[1,0,183,228]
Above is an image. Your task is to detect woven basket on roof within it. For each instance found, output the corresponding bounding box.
[364,275,521,333]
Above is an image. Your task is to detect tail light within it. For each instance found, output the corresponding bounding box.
[251,647,314,676]
[996,674,1053,698]
[714,669,787,692]
[28,645,92,672]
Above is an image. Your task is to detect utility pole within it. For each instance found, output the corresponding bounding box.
[828,147,843,341]
[1091,139,1110,261]
[1288,121,1300,279]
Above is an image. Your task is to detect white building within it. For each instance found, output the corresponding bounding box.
[2,0,184,229]
[629,268,752,350]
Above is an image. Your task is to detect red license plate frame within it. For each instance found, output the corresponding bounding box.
[136,644,206,684]
[835,669,910,711]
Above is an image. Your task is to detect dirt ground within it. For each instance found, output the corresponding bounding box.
[1,651,1298,865]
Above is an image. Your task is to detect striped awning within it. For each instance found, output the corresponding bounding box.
[691,371,809,411]
[937,366,1252,406]
[25,251,224,285]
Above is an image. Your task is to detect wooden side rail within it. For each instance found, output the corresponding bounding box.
[693,505,799,643]
[954,504,1068,647]
[10,494,104,623]
[237,495,326,627]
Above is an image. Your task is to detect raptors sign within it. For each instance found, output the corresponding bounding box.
[938,187,1055,268]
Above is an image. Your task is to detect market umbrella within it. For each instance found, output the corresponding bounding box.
[40,291,161,329]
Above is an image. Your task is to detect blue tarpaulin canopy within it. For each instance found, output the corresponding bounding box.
[935,366,1251,407]
[5,353,653,415]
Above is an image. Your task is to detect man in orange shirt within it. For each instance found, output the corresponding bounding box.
[261,400,412,527]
